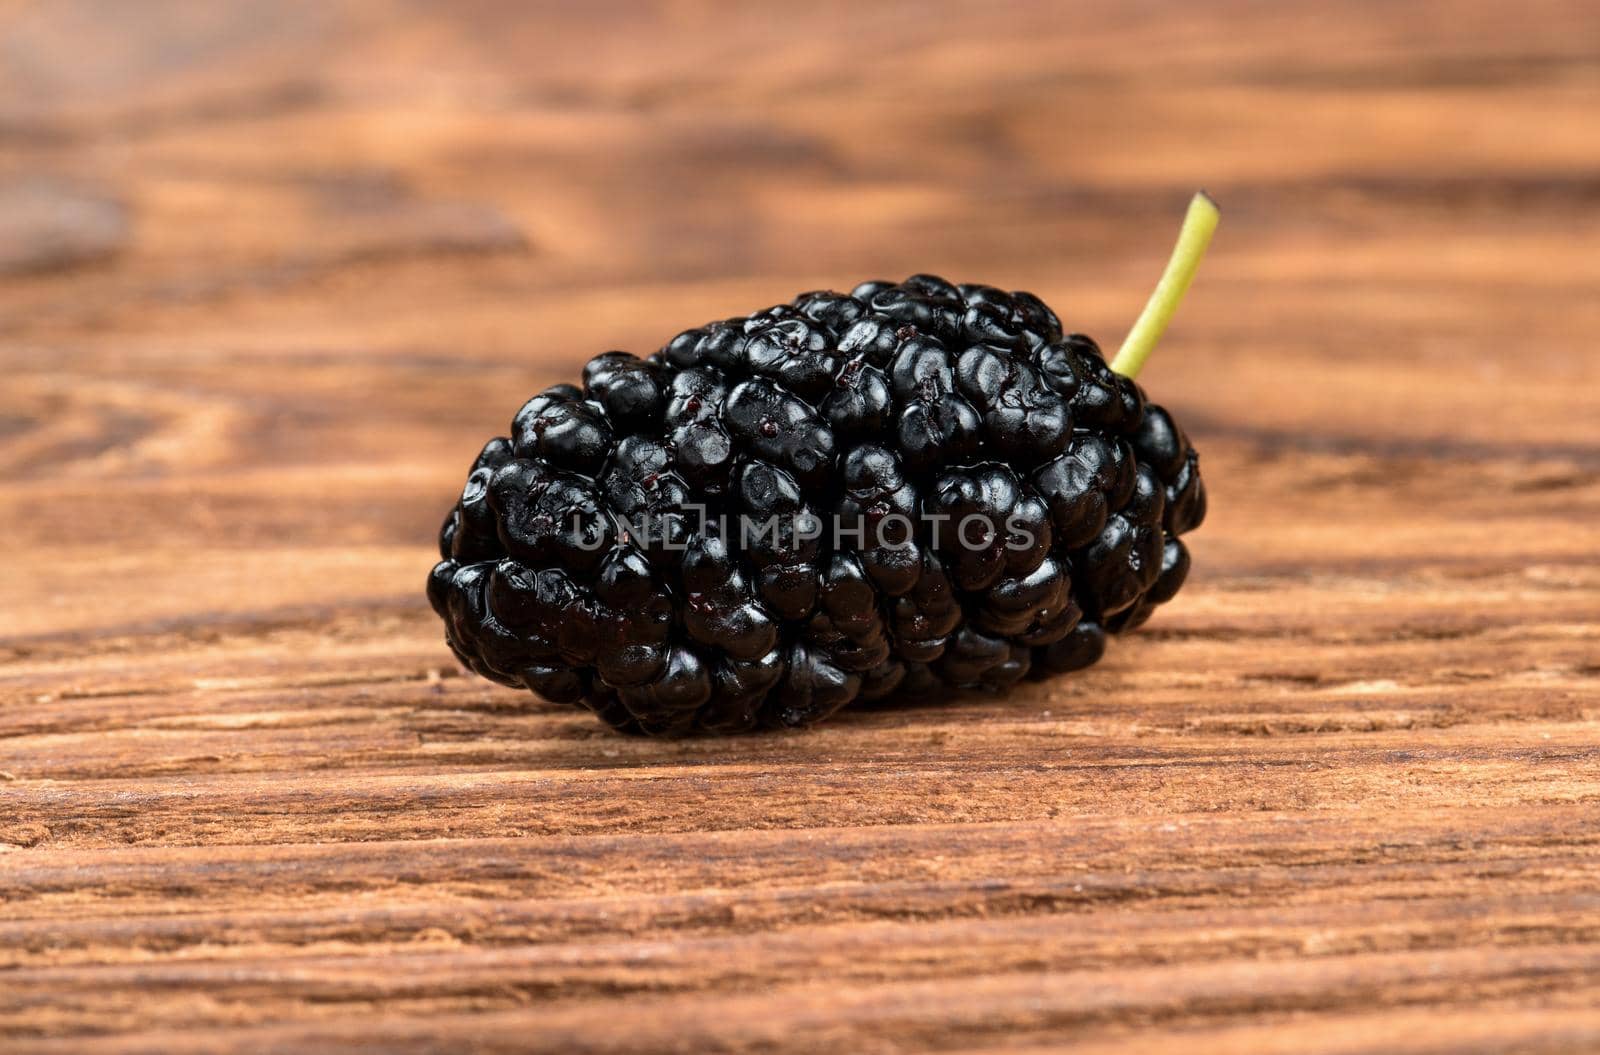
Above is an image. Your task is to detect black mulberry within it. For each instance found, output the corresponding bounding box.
[429,195,1220,734]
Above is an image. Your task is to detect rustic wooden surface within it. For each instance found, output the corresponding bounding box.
[3,1,1599,1051]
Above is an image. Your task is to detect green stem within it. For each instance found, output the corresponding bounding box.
[1109,191,1220,380]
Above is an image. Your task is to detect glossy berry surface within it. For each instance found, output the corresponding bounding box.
[429,277,1205,735]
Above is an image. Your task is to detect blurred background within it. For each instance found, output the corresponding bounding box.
[0,0,1595,649]
[0,0,1595,710]
[4,0,1598,647]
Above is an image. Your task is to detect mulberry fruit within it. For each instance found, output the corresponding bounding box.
[429,194,1220,734]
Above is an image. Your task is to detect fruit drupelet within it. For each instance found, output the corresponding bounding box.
[429,195,1218,735]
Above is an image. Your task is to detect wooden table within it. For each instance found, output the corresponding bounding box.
[3,1,1598,1050]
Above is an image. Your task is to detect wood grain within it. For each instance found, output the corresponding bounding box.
[2,0,1599,1051]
